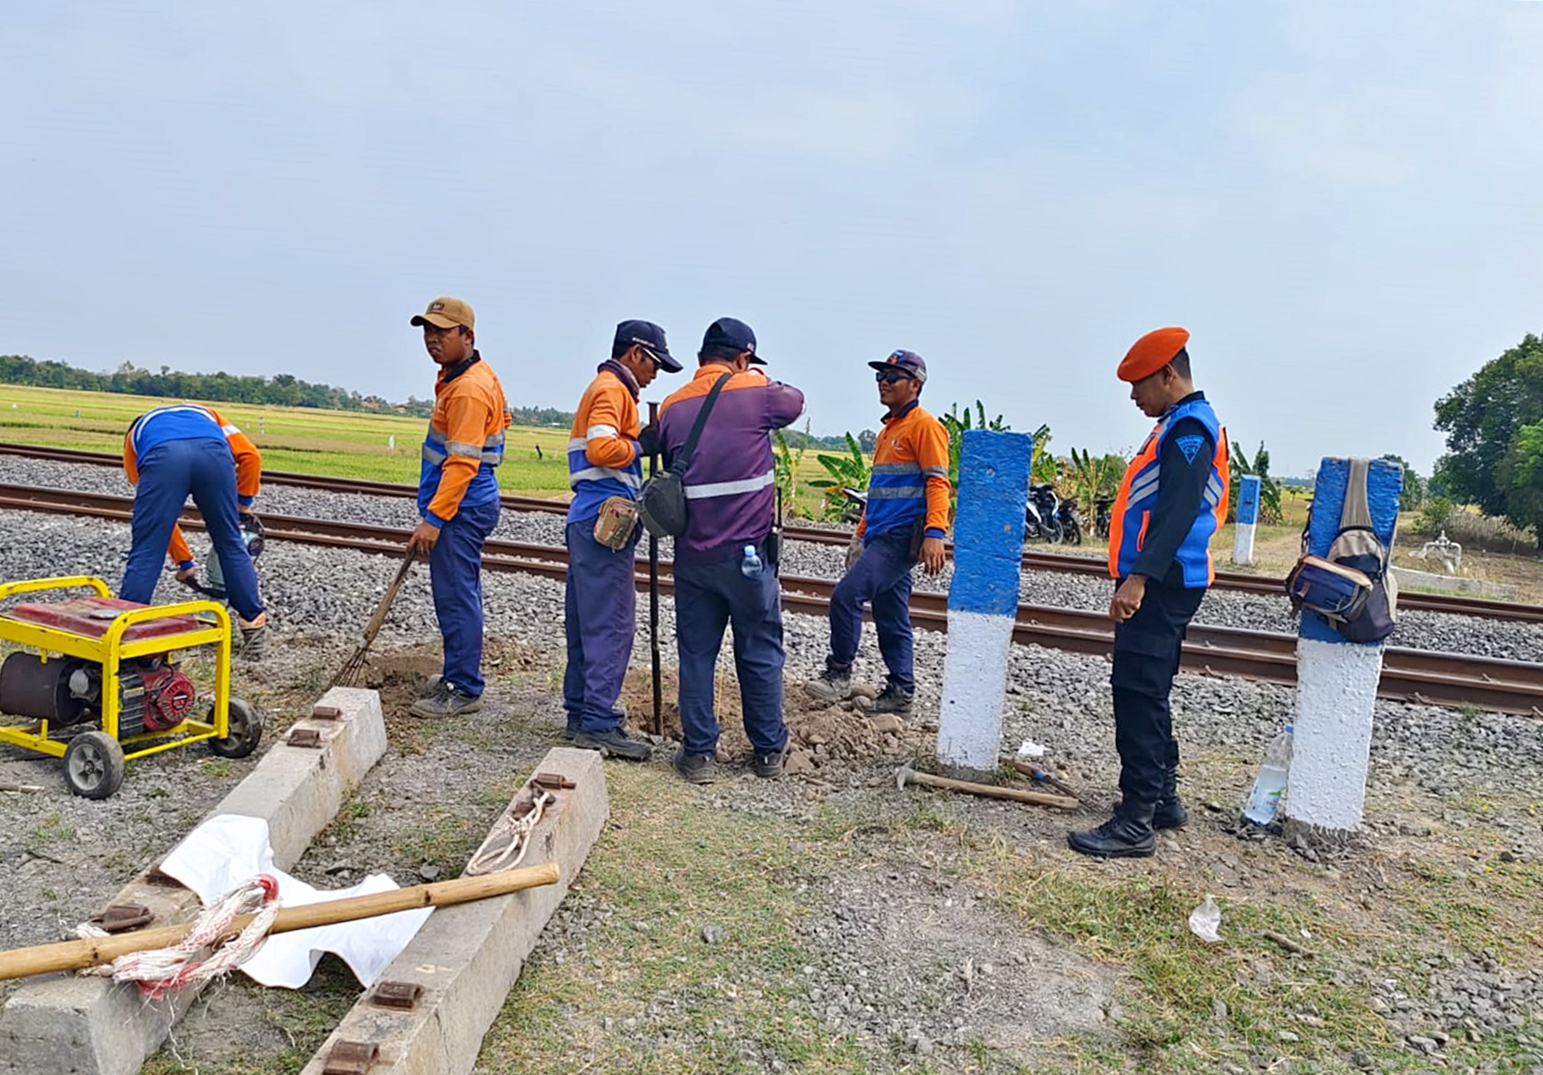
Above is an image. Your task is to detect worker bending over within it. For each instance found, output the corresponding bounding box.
[120,403,268,655]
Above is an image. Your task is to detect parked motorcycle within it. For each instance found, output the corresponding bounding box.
[835,486,867,525]
[1093,495,1115,541]
[1025,483,1065,544]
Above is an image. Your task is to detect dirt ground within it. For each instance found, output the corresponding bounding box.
[2,633,1541,1074]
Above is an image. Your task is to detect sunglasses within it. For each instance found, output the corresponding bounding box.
[875,369,914,384]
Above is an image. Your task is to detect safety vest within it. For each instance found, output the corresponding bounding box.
[1107,397,1229,587]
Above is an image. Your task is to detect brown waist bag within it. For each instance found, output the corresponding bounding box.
[593,495,639,551]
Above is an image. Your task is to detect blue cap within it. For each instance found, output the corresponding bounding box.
[614,320,682,373]
[701,317,765,365]
[868,349,927,384]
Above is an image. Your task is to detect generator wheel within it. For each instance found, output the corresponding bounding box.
[63,731,126,800]
[209,698,264,759]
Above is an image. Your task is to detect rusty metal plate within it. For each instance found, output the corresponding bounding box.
[311,704,343,720]
[287,728,323,748]
[532,771,575,790]
[93,903,153,933]
[322,1039,379,1075]
[368,980,423,1010]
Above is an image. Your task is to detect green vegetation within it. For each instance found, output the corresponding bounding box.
[1434,332,1543,554]
[1228,441,1283,525]
[0,351,574,425]
[808,433,872,522]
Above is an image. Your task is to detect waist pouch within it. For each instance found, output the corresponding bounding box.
[1285,554,1371,624]
[593,495,639,551]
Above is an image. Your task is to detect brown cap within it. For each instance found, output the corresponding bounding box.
[1118,326,1189,383]
[411,296,475,330]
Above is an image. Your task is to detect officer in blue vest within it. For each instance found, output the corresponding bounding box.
[1069,327,1229,858]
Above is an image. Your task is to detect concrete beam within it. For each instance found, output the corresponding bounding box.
[300,746,608,1075]
[0,687,387,1075]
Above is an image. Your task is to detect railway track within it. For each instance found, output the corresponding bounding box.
[1,480,1539,717]
[4,441,1538,624]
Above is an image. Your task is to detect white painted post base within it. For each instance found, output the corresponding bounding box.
[1285,636,1383,832]
[1232,521,1256,565]
[937,610,1013,772]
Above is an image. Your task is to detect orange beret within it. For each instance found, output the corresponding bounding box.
[1117,326,1190,383]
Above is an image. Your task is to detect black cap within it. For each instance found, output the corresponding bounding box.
[614,320,682,373]
[701,317,765,365]
[867,349,927,384]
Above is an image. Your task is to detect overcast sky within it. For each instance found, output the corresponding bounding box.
[4,1,1540,477]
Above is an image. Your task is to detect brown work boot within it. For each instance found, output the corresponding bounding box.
[237,613,268,660]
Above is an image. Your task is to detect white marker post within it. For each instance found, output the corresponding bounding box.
[936,430,1033,774]
[1286,457,1402,837]
[1232,474,1260,565]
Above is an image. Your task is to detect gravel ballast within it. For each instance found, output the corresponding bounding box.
[4,454,1541,663]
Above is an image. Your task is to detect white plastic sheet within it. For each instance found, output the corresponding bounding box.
[158,814,432,989]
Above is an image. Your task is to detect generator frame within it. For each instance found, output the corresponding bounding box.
[0,575,254,797]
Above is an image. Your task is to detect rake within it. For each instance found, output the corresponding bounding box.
[330,552,418,689]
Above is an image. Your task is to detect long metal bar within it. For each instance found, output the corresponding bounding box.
[1,480,1539,717]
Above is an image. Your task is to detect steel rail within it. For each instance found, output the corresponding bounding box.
[4,441,1539,625]
[1,480,1538,717]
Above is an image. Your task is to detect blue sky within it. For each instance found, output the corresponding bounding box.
[3,0,1540,477]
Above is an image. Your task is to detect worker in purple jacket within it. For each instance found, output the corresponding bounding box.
[656,318,806,784]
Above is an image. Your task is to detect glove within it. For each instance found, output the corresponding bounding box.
[239,511,266,559]
[844,536,864,573]
[637,423,661,458]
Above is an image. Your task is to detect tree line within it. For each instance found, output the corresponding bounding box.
[0,353,576,427]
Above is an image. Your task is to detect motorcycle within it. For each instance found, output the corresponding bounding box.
[835,486,867,525]
[1093,495,1115,541]
[1025,484,1084,545]
[1025,483,1065,544]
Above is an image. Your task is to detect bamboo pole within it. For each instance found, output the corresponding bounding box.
[0,862,560,982]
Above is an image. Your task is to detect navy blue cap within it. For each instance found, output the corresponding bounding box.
[614,320,682,373]
[868,349,927,384]
[701,317,765,365]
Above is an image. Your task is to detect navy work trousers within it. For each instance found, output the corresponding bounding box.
[1110,579,1204,809]
[563,519,638,734]
[673,546,788,757]
[429,498,500,696]
[828,527,916,690]
[121,438,264,622]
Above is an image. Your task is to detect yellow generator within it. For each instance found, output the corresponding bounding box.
[0,576,263,799]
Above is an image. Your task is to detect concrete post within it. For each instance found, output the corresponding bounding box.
[1286,457,1402,835]
[1231,474,1260,565]
[937,430,1032,773]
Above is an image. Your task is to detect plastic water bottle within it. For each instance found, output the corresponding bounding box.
[740,543,763,580]
[1243,724,1294,825]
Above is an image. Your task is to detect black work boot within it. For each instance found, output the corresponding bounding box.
[1153,770,1188,830]
[860,683,914,715]
[803,660,852,704]
[1067,805,1157,859]
[673,748,716,785]
[572,727,652,761]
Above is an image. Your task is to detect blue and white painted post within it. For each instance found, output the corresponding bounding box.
[1287,457,1403,835]
[1232,474,1261,565]
[937,430,1033,773]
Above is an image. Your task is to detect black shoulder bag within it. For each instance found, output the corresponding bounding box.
[637,373,733,538]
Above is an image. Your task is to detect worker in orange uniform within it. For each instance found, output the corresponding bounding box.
[563,320,683,759]
[1068,327,1228,858]
[405,297,513,719]
[805,350,949,714]
[120,404,268,655]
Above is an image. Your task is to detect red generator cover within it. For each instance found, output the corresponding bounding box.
[3,598,207,643]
